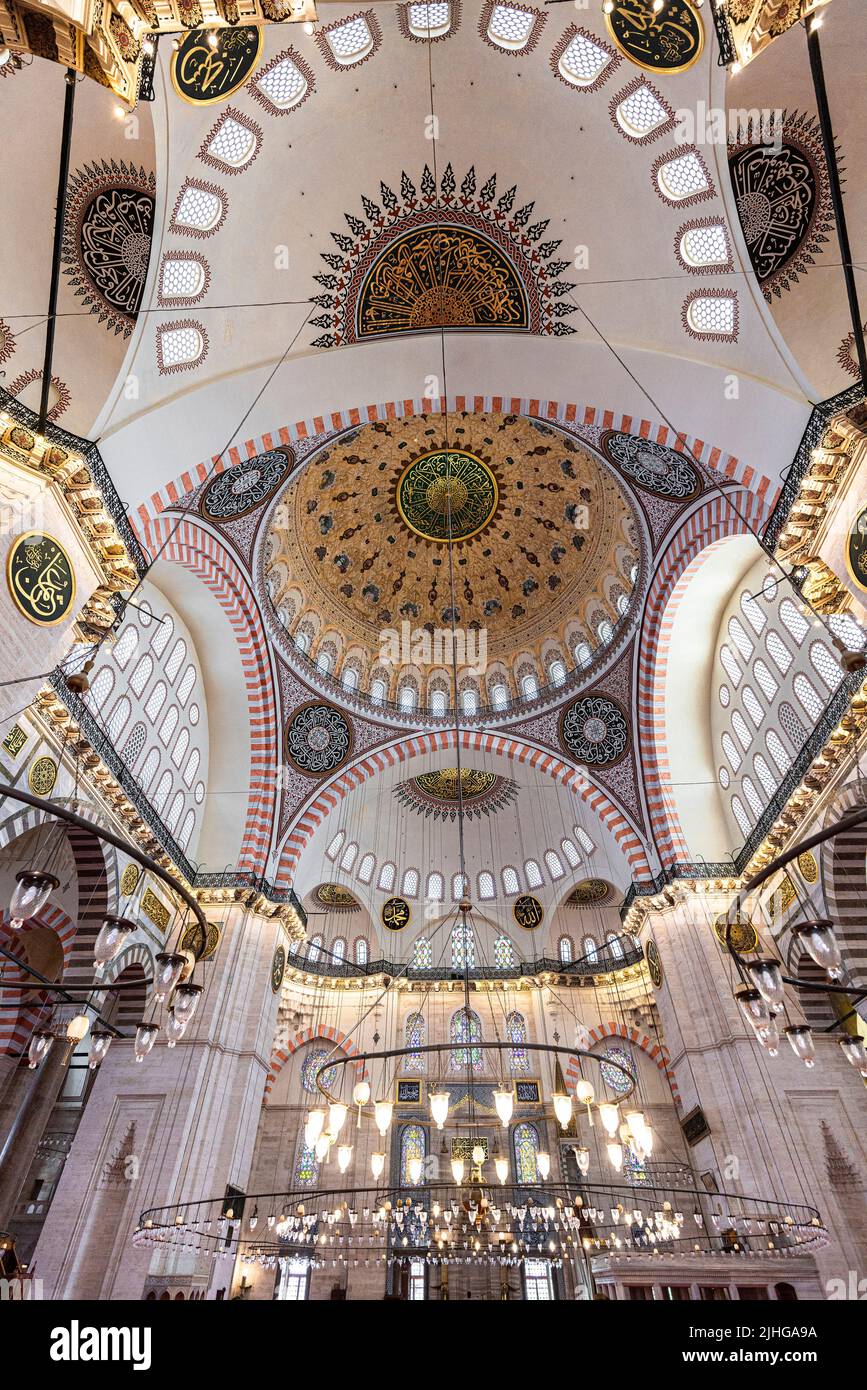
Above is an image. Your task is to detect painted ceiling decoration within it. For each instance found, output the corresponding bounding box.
[61,161,156,338]
[284,699,353,778]
[565,878,613,907]
[264,412,640,705]
[170,24,264,104]
[728,112,835,301]
[202,448,296,522]
[392,768,519,822]
[309,164,576,348]
[313,883,360,911]
[599,430,702,502]
[0,320,15,368]
[560,695,629,768]
[604,0,704,75]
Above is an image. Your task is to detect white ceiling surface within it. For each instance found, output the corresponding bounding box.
[91,4,823,508]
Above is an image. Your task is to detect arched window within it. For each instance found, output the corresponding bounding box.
[323,13,377,65]
[430,688,447,714]
[452,872,468,902]
[144,680,167,722]
[177,666,196,706]
[573,826,595,854]
[731,795,751,836]
[524,859,543,888]
[357,853,375,884]
[404,1013,426,1072]
[740,589,766,633]
[685,292,738,339]
[560,838,580,868]
[574,640,592,668]
[315,648,333,675]
[165,639,186,683]
[370,677,387,704]
[765,730,791,775]
[151,615,173,658]
[106,696,130,741]
[721,731,742,772]
[544,850,564,880]
[513,1122,540,1184]
[413,937,432,970]
[780,599,809,644]
[342,666,359,691]
[399,685,417,711]
[183,748,199,788]
[171,180,226,235]
[300,1047,336,1093]
[254,53,310,112]
[549,658,567,686]
[378,861,396,891]
[494,935,514,970]
[295,628,311,655]
[753,659,778,702]
[742,686,764,729]
[167,791,184,834]
[597,618,614,644]
[122,722,147,769]
[307,935,323,963]
[451,923,475,970]
[340,841,358,871]
[679,221,729,267]
[113,627,138,669]
[179,809,195,850]
[450,1007,482,1072]
[810,640,841,690]
[326,830,345,860]
[521,672,539,700]
[400,1124,426,1185]
[606,932,624,960]
[753,753,776,796]
[426,871,444,902]
[406,2,453,39]
[742,776,764,817]
[293,1133,319,1188]
[172,727,189,768]
[507,1012,529,1074]
[728,617,753,660]
[487,3,536,50]
[402,867,420,898]
[332,938,346,964]
[559,26,611,86]
[159,704,178,746]
[139,747,160,791]
[656,149,710,202]
[731,710,752,751]
[582,935,599,965]
[502,866,520,895]
[130,653,153,697]
[461,687,478,715]
[793,674,824,720]
[153,770,172,814]
[355,937,368,965]
[719,645,741,687]
[765,630,792,675]
[558,935,573,964]
[201,112,260,170]
[490,681,508,711]
[478,870,495,900]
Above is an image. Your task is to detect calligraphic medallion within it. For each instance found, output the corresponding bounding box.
[846,504,867,594]
[396,450,499,544]
[120,862,141,896]
[381,896,411,932]
[181,919,222,961]
[645,937,663,989]
[713,913,759,955]
[513,894,544,931]
[357,224,529,338]
[605,0,704,75]
[415,769,499,802]
[7,532,75,626]
[271,944,286,994]
[171,26,263,105]
[28,756,57,797]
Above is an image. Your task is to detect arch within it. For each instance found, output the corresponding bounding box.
[264,1025,368,1104]
[139,516,277,873]
[100,943,154,1033]
[276,728,652,887]
[565,1021,681,1108]
[819,779,867,990]
[639,500,772,865]
[0,903,76,1055]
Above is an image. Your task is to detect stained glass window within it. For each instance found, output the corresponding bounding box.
[413,937,432,970]
[513,1122,540,1184]
[300,1048,337,1094]
[494,936,514,970]
[404,1012,426,1072]
[294,1134,319,1188]
[600,1045,634,1096]
[450,1007,482,1072]
[507,1011,529,1073]
[623,1143,650,1186]
[400,1124,426,1185]
[451,924,475,970]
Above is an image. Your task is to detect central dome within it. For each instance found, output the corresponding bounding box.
[264,412,642,715]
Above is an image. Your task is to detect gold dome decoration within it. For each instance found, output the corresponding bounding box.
[566,879,612,907]
[713,913,759,954]
[28,756,58,797]
[396,450,499,544]
[314,883,361,911]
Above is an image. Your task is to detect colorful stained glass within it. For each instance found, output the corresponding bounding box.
[413,936,433,969]
[494,935,514,969]
[301,1048,338,1095]
[623,1143,649,1186]
[294,1135,319,1188]
[507,1011,530,1074]
[513,1122,540,1184]
[400,1124,426,1185]
[600,1045,634,1096]
[450,1007,482,1072]
[405,1012,426,1072]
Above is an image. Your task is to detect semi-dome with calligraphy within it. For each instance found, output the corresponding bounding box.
[264,412,642,710]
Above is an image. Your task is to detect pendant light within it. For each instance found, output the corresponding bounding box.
[598,1102,619,1137]
[134,1022,159,1063]
[93,915,137,974]
[429,1090,450,1129]
[574,1145,590,1176]
[785,1024,816,1067]
[536,1151,551,1181]
[152,953,187,1004]
[551,1091,573,1130]
[328,1101,349,1139]
[27,1030,54,1070]
[88,1030,112,1069]
[305,1108,326,1148]
[172,982,203,1022]
[9,869,59,929]
[575,1078,595,1123]
[791,920,843,980]
[65,1013,90,1045]
[337,1144,353,1174]
[374,1099,393,1136]
[495,1156,508,1184]
[407,1154,423,1185]
[370,1152,386,1180]
[164,1011,187,1048]
[607,1142,624,1173]
[838,1035,867,1074]
[450,1156,465,1184]
[492,1087,513,1127]
[747,958,786,1011]
[735,987,770,1032]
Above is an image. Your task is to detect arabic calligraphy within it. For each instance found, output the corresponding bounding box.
[381,896,411,931]
[171,26,263,105]
[357,225,529,338]
[513,895,544,931]
[7,532,75,626]
[605,0,703,74]
[847,504,867,593]
[730,142,817,287]
[397,450,499,543]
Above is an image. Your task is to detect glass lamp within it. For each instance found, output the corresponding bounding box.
[337,1144,353,1174]
[172,982,203,1022]
[152,953,187,1004]
[407,1155,423,1185]
[314,1132,331,1162]
[353,1079,371,1106]
[838,1035,867,1073]
[374,1099,394,1136]
[536,1151,551,1181]
[747,958,785,1011]
[785,1024,816,1067]
[134,1022,159,1063]
[575,1078,595,1122]
[471,1144,485,1169]
[574,1145,590,1176]
[607,1141,624,1173]
[88,1030,112,1070]
[451,1156,465,1184]
[493,1087,513,1127]
[370,1151,386,1180]
[27,1030,54,1070]
[66,1013,90,1044]
[495,1156,508,1184]
[93,915,137,974]
[304,1108,326,1147]
[164,1011,187,1049]
[9,869,58,929]
[598,1102,619,1137]
[429,1090,450,1129]
[735,987,770,1032]
[328,1101,349,1139]
[792,920,843,980]
[552,1091,573,1129]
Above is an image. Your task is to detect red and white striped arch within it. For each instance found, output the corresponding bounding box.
[138,515,278,873]
[636,491,772,866]
[0,904,76,1056]
[566,1021,681,1109]
[131,393,777,535]
[276,727,653,889]
[264,1025,368,1104]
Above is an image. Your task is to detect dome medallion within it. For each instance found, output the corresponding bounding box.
[396,450,499,544]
